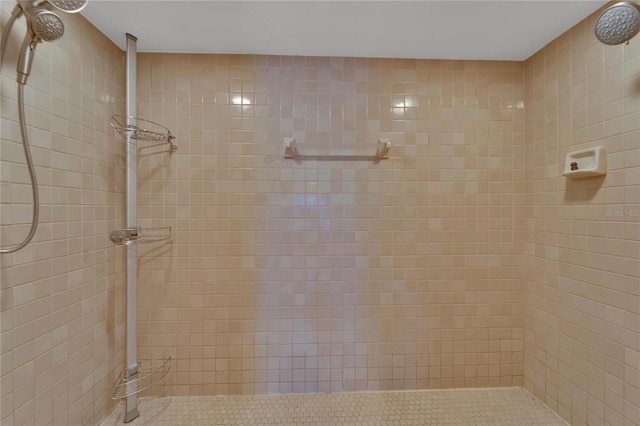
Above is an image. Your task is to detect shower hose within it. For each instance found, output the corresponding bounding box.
[0,12,40,253]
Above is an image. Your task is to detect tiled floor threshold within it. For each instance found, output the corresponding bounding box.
[101,387,568,425]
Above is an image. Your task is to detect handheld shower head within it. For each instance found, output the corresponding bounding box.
[595,1,640,45]
[17,9,64,84]
[0,0,87,253]
[31,9,64,41]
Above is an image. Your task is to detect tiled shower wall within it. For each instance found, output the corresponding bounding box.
[0,4,125,425]
[523,8,640,426]
[1,3,636,426]
[135,54,526,395]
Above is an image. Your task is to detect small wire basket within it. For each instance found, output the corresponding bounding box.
[111,357,171,400]
[110,115,176,150]
[109,226,171,245]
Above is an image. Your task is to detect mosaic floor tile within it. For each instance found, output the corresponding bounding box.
[101,387,567,426]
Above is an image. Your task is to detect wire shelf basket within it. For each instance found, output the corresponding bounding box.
[111,357,171,400]
[110,226,171,245]
[110,115,176,150]
[137,226,171,244]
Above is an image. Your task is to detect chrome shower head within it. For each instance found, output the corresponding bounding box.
[16,8,64,84]
[30,9,64,42]
[46,0,87,13]
[595,1,640,45]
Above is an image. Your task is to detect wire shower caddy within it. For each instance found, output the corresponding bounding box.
[110,114,177,152]
[111,357,172,400]
[109,111,175,405]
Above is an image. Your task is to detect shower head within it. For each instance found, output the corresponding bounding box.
[45,0,88,13]
[17,8,64,84]
[31,9,64,41]
[11,0,88,18]
[595,1,640,45]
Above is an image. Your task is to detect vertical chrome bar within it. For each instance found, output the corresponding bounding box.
[124,32,139,423]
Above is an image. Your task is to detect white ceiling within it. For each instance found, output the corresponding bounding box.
[81,1,609,61]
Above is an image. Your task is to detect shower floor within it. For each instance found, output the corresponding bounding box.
[101,387,567,426]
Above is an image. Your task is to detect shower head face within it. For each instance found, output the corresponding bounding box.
[595,2,640,45]
[46,0,87,13]
[30,9,64,42]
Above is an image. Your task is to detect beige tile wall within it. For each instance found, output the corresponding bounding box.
[523,6,640,426]
[3,3,636,425]
[0,4,125,425]
[135,54,526,396]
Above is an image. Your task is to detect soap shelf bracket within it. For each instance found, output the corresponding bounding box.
[283,137,297,158]
[376,138,391,159]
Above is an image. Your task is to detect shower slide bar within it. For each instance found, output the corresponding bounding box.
[283,138,391,159]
